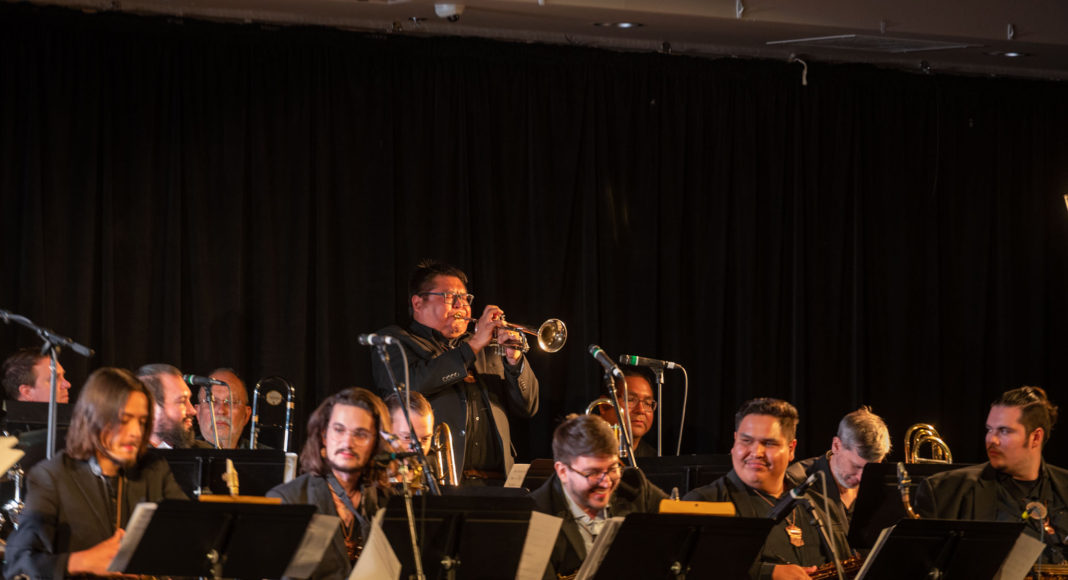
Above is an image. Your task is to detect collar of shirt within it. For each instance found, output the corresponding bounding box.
[562,483,609,534]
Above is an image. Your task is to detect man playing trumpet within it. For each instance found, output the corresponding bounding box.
[370,259,539,485]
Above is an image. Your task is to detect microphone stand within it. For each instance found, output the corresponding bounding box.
[797,496,846,580]
[0,310,94,459]
[652,366,664,457]
[602,372,637,468]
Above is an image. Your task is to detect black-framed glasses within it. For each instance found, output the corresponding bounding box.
[418,291,474,307]
[625,397,657,412]
[563,462,622,486]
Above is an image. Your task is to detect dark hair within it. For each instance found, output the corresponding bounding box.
[384,391,433,418]
[993,386,1059,447]
[617,367,654,394]
[299,387,393,485]
[407,259,468,316]
[837,406,891,462]
[66,367,155,460]
[735,398,799,441]
[552,414,618,464]
[2,347,44,400]
[136,363,182,407]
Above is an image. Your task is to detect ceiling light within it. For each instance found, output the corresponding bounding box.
[594,22,643,29]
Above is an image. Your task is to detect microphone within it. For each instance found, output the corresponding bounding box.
[183,374,227,387]
[1023,501,1048,521]
[358,333,397,346]
[588,345,625,380]
[766,473,818,523]
[619,354,678,370]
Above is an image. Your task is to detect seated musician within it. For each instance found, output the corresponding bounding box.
[267,387,394,579]
[2,347,72,404]
[385,391,434,456]
[786,406,890,540]
[137,363,199,449]
[594,367,658,458]
[915,386,1068,565]
[4,367,188,578]
[683,398,851,580]
[195,368,253,449]
[529,414,667,579]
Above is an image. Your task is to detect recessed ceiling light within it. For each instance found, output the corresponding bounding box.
[986,50,1031,58]
[593,22,643,29]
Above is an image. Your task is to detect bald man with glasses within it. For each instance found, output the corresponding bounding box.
[529,414,667,579]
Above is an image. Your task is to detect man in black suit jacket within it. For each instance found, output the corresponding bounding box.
[4,367,188,578]
[371,259,538,483]
[529,414,666,579]
[915,386,1068,565]
[267,387,393,579]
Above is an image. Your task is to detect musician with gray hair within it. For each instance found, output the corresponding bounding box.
[786,406,891,540]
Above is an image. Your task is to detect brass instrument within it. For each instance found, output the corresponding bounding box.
[454,314,567,353]
[427,422,459,487]
[250,376,295,451]
[809,556,864,579]
[896,462,920,519]
[585,396,628,459]
[904,423,953,464]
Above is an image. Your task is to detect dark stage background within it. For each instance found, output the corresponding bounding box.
[3,3,1068,467]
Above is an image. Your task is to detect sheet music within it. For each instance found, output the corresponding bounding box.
[0,436,25,474]
[993,531,1045,580]
[504,463,531,488]
[515,511,563,580]
[574,516,625,580]
[350,508,401,580]
[108,502,158,572]
[284,452,298,482]
[854,524,895,580]
[284,514,342,579]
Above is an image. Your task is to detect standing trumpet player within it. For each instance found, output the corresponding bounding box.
[371,259,539,485]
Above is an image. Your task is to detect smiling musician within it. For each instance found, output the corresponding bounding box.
[684,398,851,580]
[529,414,667,579]
[915,386,1068,567]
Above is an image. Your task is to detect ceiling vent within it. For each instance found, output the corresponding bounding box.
[767,34,976,54]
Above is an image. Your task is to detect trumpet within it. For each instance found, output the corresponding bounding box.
[454,313,567,353]
[427,422,459,487]
[904,423,953,464]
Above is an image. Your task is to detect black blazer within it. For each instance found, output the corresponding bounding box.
[914,461,1068,521]
[3,452,188,579]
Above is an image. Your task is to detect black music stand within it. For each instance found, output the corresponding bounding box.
[111,499,317,579]
[587,513,773,580]
[848,462,967,549]
[519,458,556,491]
[855,519,1024,579]
[154,448,290,497]
[381,494,538,580]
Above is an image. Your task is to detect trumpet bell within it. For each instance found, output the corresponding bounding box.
[537,319,567,352]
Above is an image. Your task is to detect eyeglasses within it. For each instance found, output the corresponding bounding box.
[199,398,248,408]
[328,424,375,443]
[625,398,657,412]
[563,462,622,487]
[419,291,474,307]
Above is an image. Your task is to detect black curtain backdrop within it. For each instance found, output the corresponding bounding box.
[3,3,1068,466]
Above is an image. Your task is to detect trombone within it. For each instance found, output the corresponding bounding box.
[904,423,953,464]
[454,314,567,353]
[249,376,295,452]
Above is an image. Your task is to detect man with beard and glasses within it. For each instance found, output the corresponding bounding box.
[370,259,538,485]
[4,367,187,578]
[786,406,890,541]
[267,388,394,579]
[195,368,252,449]
[916,386,1068,566]
[137,363,198,449]
[684,398,851,580]
[529,414,666,579]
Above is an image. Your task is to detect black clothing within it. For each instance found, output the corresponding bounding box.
[683,469,852,580]
[916,461,1068,564]
[370,320,538,475]
[786,453,852,541]
[528,468,667,579]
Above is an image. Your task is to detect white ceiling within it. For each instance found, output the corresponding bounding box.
[30,0,1068,79]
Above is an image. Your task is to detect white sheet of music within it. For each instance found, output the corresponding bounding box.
[284,514,343,578]
[504,463,531,488]
[574,516,625,580]
[350,508,401,580]
[0,436,25,474]
[108,502,157,572]
[514,511,563,580]
[992,531,1045,580]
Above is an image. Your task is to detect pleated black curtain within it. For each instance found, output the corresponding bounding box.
[2,3,1067,465]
